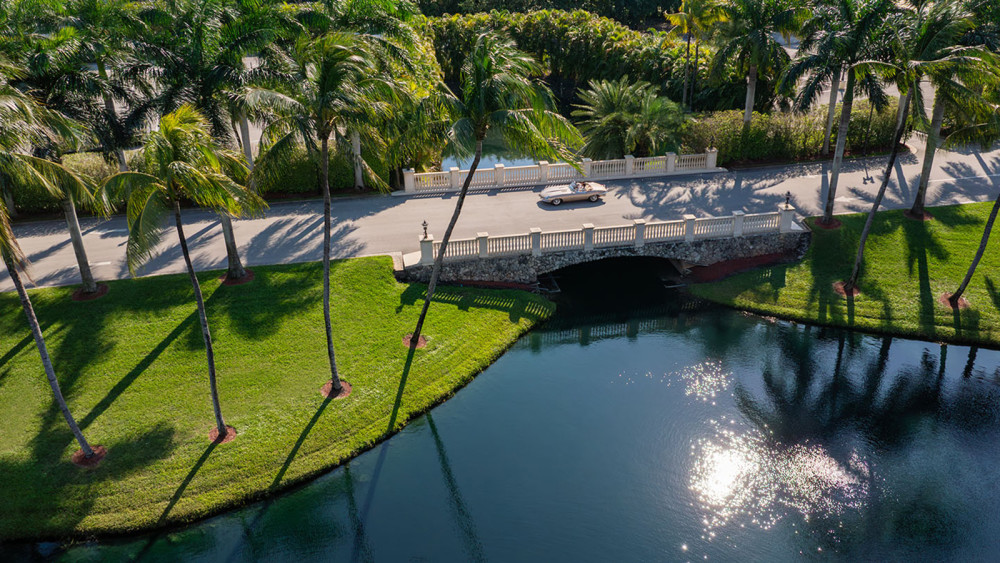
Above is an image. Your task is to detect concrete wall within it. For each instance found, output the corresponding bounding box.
[401,230,811,285]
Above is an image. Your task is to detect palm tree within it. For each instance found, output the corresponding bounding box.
[666,0,724,111]
[948,185,1000,307]
[104,105,263,441]
[250,32,401,397]
[842,0,998,292]
[572,76,685,160]
[406,33,581,349]
[0,65,101,461]
[783,0,895,226]
[710,0,803,126]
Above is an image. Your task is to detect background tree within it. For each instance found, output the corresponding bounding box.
[572,76,685,159]
[710,0,803,126]
[666,0,724,111]
[406,33,581,349]
[104,105,263,441]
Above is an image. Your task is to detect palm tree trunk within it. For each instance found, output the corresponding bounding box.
[822,68,841,157]
[238,111,254,170]
[174,201,227,436]
[218,214,246,281]
[409,139,484,348]
[320,136,344,394]
[743,65,758,126]
[911,93,945,217]
[5,252,94,457]
[61,196,97,294]
[950,189,1000,304]
[96,59,128,172]
[690,43,700,111]
[351,131,364,190]
[681,34,691,110]
[823,68,857,224]
[845,91,913,290]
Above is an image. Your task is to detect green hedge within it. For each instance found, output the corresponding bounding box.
[681,99,903,165]
[418,0,678,28]
[424,10,775,113]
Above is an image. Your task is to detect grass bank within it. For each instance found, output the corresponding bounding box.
[690,202,1000,347]
[0,256,553,541]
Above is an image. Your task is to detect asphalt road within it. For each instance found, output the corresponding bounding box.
[3,137,999,292]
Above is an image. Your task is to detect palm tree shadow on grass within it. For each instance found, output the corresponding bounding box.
[902,218,948,335]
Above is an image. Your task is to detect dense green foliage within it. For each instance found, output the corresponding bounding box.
[424,10,775,112]
[682,99,902,165]
[0,256,553,540]
[417,0,679,28]
[691,203,1000,346]
[573,76,685,158]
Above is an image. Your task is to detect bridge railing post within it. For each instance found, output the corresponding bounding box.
[494,163,505,187]
[582,158,592,178]
[624,154,635,176]
[403,168,416,193]
[683,214,697,242]
[530,227,542,256]
[477,232,490,258]
[449,166,462,190]
[633,219,646,248]
[706,148,719,169]
[666,152,677,173]
[538,160,549,184]
[420,235,435,265]
[779,204,796,233]
[732,210,745,237]
[583,223,595,251]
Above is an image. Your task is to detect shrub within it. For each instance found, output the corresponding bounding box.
[418,0,678,28]
[253,148,356,197]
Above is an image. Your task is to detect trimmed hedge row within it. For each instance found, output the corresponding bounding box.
[681,99,903,166]
[418,0,678,28]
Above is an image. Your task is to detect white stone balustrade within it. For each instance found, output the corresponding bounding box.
[401,149,724,195]
[417,207,799,265]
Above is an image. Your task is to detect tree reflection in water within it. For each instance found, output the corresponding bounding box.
[690,326,1000,556]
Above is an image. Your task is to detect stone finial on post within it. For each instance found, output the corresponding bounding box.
[494,163,505,187]
[732,210,745,237]
[583,223,595,251]
[538,160,549,184]
[706,148,719,169]
[529,227,542,256]
[477,232,490,258]
[582,158,592,177]
[403,168,416,193]
[624,155,635,176]
[449,166,462,190]
[420,235,435,265]
[779,204,796,233]
[683,214,697,242]
[666,153,677,173]
[633,218,646,248]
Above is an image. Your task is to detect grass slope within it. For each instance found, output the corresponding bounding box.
[691,203,1000,346]
[0,256,553,541]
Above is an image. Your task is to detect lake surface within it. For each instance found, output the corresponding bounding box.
[9,259,1000,562]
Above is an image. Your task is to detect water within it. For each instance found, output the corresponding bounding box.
[9,259,1000,561]
[438,131,545,171]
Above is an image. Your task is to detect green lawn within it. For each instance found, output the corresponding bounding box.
[691,202,1000,346]
[0,256,553,540]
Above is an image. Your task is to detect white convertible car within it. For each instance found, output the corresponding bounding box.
[538,181,607,205]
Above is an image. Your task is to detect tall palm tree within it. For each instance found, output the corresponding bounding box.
[782,0,895,225]
[843,0,998,291]
[572,76,685,160]
[710,0,803,126]
[104,105,263,441]
[250,32,401,396]
[0,64,100,461]
[406,33,581,349]
[666,0,724,111]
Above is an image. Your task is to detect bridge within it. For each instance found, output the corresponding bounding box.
[401,204,808,285]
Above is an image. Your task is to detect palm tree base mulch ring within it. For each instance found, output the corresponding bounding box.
[403,334,427,349]
[904,210,934,221]
[938,293,970,310]
[209,425,237,444]
[320,379,352,399]
[814,218,842,230]
[832,281,860,297]
[71,445,107,468]
[71,283,109,302]
[220,269,255,286]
